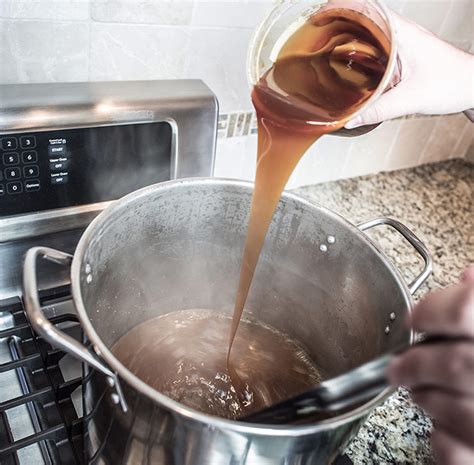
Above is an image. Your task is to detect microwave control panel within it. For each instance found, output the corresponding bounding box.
[0,122,172,217]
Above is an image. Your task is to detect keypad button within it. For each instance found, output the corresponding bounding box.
[22,151,38,164]
[51,174,69,185]
[3,152,19,166]
[25,179,40,192]
[5,167,21,180]
[49,159,69,171]
[7,181,22,194]
[20,136,36,149]
[23,165,39,178]
[0,184,4,196]
[1,137,17,151]
[48,145,67,156]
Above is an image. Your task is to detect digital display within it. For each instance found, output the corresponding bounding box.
[0,122,172,217]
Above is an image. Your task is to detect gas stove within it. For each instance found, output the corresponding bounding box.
[0,81,352,465]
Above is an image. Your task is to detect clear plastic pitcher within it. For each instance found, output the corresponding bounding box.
[247,0,401,136]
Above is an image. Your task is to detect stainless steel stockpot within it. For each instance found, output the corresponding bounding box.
[23,178,432,465]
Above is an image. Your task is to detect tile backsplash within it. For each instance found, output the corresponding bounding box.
[1,0,472,187]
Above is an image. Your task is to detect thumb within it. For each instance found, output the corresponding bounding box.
[345,81,415,128]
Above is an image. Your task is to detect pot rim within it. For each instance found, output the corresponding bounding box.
[71,177,414,435]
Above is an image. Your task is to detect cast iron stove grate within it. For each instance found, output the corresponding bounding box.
[0,289,352,465]
[0,288,83,465]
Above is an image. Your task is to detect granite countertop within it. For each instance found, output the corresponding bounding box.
[294,159,474,465]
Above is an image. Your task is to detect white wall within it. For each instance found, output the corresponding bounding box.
[1,0,472,187]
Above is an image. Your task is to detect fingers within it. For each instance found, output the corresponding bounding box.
[388,342,474,395]
[392,269,474,460]
[412,389,474,447]
[345,6,474,128]
[431,428,474,465]
[344,11,422,129]
[344,81,416,128]
[409,281,474,337]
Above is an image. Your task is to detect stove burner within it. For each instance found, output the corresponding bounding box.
[0,288,83,465]
[0,288,353,465]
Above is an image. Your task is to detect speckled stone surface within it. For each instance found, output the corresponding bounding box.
[294,159,474,465]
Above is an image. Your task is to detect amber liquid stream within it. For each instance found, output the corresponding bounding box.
[228,8,390,357]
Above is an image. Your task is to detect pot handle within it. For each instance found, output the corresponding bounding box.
[23,246,128,413]
[357,218,433,294]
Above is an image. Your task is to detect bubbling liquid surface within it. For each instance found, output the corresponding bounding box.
[112,309,321,419]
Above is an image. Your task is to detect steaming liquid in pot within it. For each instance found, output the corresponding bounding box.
[228,8,390,356]
[112,309,321,419]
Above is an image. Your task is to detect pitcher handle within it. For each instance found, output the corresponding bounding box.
[23,246,128,413]
[357,218,433,295]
